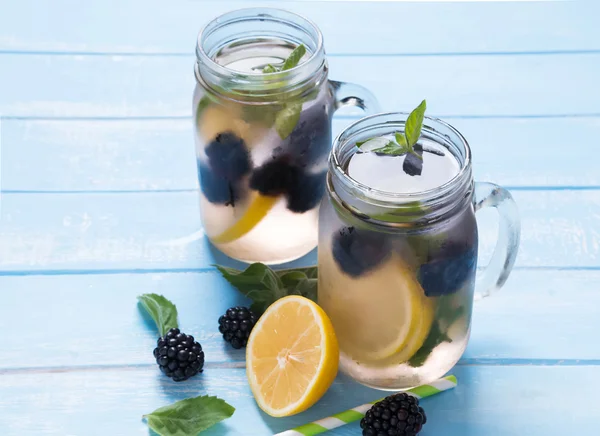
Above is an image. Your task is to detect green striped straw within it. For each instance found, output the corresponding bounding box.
[275,375,457,436]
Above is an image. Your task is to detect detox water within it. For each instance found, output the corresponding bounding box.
[318,129,478,390]
[194,38,335,264]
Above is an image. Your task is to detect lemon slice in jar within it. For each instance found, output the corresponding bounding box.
[211,193,279,244]
[319,250,434,362]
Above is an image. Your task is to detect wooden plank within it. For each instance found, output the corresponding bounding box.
[1,270,599,369]
[0,190,598,273]
[3,117,600,192]
[1,53,599,118]
[0,365,598,435]
[0,1,595,54]
[0,119,199,192]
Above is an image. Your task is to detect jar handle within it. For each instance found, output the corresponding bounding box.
[330,80,380,115]
[473,182,521,300]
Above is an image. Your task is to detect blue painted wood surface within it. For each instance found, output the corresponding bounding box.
[0,1,597,435]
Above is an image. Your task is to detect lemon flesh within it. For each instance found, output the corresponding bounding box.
[246,296,339,417]
[319,249,434,363]
[211,193,278,244]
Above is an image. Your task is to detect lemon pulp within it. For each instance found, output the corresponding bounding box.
[246,296,339,417]
[319,249,434,363]
[211,193,279,244]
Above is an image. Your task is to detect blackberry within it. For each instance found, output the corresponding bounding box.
[249,158,300,196]
[153,328,205,382]
[285,108,332,168]
[418,243,477,297]
[332,227,391,277]
[205,132,251,181]
[360,393,427,436]
[198,161,241,206]
[287,171,327,213]
[218,306,258,349]
[403,145,423,177]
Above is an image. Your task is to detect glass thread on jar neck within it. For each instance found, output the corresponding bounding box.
[328,113,474,228]
[195,8,327,100]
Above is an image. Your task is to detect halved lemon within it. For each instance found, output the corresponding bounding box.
[246,296,339,417]
[211,193,279,244]
[318,249,434,363]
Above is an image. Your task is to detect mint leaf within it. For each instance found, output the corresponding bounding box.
[373,142,410,156]
[143,395,234,436]
[282,44,306,71]
[275,102,302,139]
[262,64,278,74]
[404,99,427,147]
[215,263,317,314]
[357,137,392,152]
[137,294,178,337]
[395,132,408,147]
[408,297,465,367]
[408,323,450,368]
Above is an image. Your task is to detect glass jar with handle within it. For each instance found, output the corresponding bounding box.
[194,8,379,265]
[318,111,521,390]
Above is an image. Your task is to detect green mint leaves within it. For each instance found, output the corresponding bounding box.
[357,99,427,159]
[137,294,179,337]
[282,44,307,71]
[215,263,317,314]
[263,44,307,74]
[262,64,278,74]
[143,395,235,436]
[409,296,465,367]
[261,44,308,139]
[404,99,427,149]
[275,102,303,139]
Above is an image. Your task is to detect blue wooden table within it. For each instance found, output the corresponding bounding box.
[1,1,598,434]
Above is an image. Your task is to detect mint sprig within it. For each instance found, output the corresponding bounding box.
[357,99,427,160]
[143,395,235,436]
[214,263,317,314]
[137,293,178,337]
[261,44,309,139]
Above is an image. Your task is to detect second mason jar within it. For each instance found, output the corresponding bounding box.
[318,113,521,390]
[193,8,378,264]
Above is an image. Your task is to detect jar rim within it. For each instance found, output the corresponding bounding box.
[329,112,473,208]
[196,8,326,93]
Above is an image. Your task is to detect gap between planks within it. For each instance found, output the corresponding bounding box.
[3,186,600,195]
[3,359,600,376]
[3,113,600,121]
[0,266,599,278]
[3,49,600,57]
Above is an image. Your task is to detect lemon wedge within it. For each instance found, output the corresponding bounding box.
[319,249,434,363]
[246,296,339,417]
[211,193,278,244]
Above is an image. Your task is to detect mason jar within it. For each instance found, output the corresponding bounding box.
[318,113,521,390]
[193,8,379,264]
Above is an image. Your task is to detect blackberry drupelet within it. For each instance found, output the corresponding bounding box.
[285,108,332,168]
[249,158,300,197]
[360,393,427,436]
[198,161,241,206]
[205,132,251,181]
[287,171,327,213]
[219,306,258,349]
[332,226,391,277]
[417,242,477,297]
[153,328,205,382]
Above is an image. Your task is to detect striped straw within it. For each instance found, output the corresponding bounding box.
[275,375,457,436]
